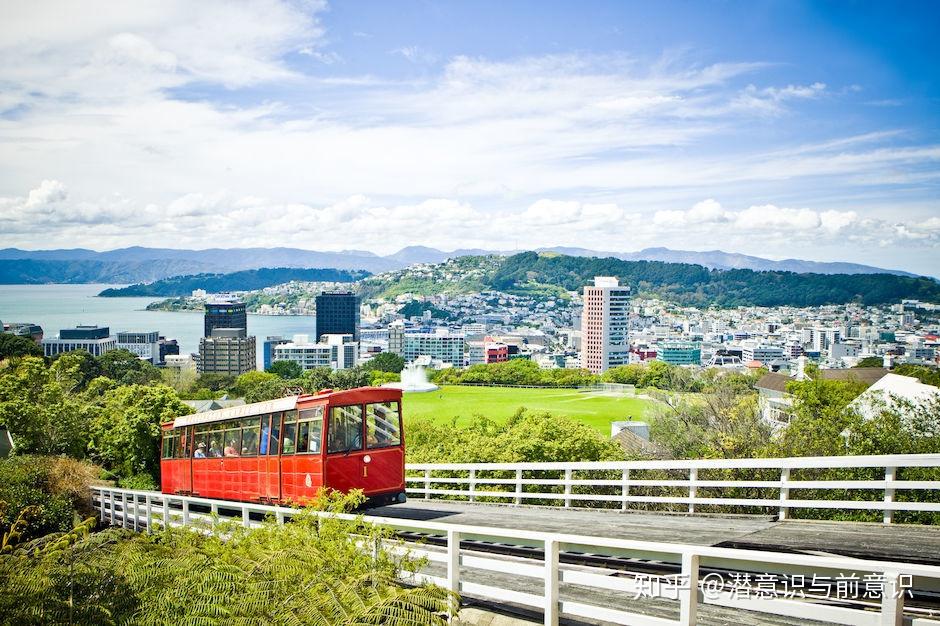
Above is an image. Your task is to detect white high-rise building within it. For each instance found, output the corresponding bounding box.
[581,276,631,374]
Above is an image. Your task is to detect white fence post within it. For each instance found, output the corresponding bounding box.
[447,529,461,618]
[564,468,572,508]
[242,505,251,528]
[121,492,128,528]
[469,469,476,503]
[162,497,170,529]
[679,552,700,626]
[544,538,559,626]
[515,468,523,506]
[779,467,790,521]
[880,570,904,626]
[424,469,431,500]
[211,503,218,529]
[688,468,697,514]
[99,488,106,522]
[622,468,630,511]
[884,466,896,524]
[182,499,190,526]
[131,493,139,531]
[109,491,115,526]
[145,495,152,533]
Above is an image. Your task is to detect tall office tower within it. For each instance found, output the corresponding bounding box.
[204,299,247,337]
[198,328,256,375]
[581,276,631,374]
[316,291,360,341]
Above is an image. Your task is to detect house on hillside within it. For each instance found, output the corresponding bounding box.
[850,373,940,420]
[755,358,888,428]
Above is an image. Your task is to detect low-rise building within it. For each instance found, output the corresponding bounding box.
[272,333,358,371]
[42,325,117,358]
[657,342,701,366]
[117,330,161,365]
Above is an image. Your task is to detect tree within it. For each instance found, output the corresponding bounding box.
[406,408,623,463]
[49,350,101,392]
[267,359,303,379]
[97,348,161,385]
[87,384,193,483]
[0,334,42,359]
[769,378,869,457]
[854,356,884,368]
[0,356,91,457]
[364,352,406,373]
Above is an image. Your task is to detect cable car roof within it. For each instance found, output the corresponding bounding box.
[174,396,301,429]
[171,386,403,429]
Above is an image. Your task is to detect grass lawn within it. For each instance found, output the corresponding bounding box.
[403,385,660,435]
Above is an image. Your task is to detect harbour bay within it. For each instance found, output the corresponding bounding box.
[0,284,316,369]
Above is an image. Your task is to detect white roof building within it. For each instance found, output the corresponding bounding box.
[850,373,940,420]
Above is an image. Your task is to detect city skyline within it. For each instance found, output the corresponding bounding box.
[1,1,938,275]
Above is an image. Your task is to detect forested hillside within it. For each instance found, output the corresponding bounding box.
[99,267,370,297]
[486,252,940,307]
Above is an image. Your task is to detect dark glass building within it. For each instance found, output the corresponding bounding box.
[204,301,247,337]
[315,292,360,341]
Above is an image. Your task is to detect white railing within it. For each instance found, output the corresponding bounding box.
[92,485,940,626]
[405,454,940,523]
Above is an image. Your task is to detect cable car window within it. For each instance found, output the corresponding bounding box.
[282,421,296,454]
[297,407,323,454]
[193,426,209,458]
[223,423,240,457]
[208,424,224,458]
[264,412,281,456]
[242,417,260,456]
[162,432,175,459]
[281,410,298,454]
[328,405,363,454]
[176,428,191,459]
[366,402,401,449]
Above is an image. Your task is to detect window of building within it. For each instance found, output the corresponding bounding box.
[328,405,363,453]
[366,402,401,449]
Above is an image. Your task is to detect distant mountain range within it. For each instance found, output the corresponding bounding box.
[0,245,919,284]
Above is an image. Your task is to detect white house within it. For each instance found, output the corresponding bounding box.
[850,373,940,420]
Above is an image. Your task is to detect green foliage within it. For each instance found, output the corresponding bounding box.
[99,266,371,297]
[893,364,940,388]
[854,356,884,368]
[649,376,769,459]
[0,334,42,359]
[87,384,193,483]
[398,300,457,321]
[0,456,100,543]
[370,371,401,386]
[96,349,161,385]
[363,352,406,373]
[488,251,940,307]
[407,408,624,463]
[0,509,455,625]
[49,350,101,393]
[267,359,304,379]
[431,358,597,388]
[0,356,91,456]
[769,378,869,457]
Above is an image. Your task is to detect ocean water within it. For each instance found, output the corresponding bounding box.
[0,284,316,369]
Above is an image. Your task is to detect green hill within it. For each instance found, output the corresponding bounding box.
[98,267,370,297]
[485,252,940,307]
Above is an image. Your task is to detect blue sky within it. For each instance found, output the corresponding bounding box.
[0,0,938,274]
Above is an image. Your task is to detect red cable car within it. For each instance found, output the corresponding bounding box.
[160,387,406,506]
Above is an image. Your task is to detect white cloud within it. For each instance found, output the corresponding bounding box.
[0,2,937,274]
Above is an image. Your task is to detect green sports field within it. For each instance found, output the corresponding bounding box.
[403,385,659,434]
